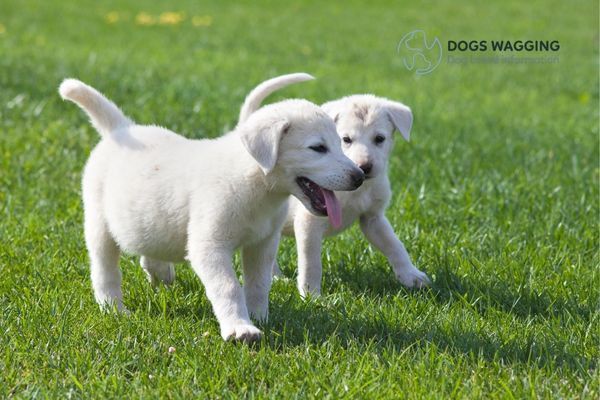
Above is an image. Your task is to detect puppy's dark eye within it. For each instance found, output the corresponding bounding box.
[309,144,328,153]
[374,135,386,144]
[342,136,352,144]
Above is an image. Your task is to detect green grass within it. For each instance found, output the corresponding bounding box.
[1,0,598,398]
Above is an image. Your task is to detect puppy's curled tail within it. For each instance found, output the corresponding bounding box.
[238,73,315,124]
[59,79,132,137]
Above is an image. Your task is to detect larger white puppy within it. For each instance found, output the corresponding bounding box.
[240,87,430,297]
[59,74,364,341]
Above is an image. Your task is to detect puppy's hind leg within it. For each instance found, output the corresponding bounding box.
[141,256,175,287]
[84,206,127,313]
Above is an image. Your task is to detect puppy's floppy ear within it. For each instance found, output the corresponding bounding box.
[385,101,413,142]
[239,118,290,175]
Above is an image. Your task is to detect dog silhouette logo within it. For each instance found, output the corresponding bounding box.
[397,30,443,75]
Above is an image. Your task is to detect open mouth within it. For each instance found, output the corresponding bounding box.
[296,177,342,229]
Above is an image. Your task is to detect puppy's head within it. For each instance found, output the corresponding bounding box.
[238,99,364,228]
[322,95,413,179]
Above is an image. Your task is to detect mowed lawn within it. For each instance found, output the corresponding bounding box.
[0,0,598,398]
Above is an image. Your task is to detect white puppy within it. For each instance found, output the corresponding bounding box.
[240,90,431,297]
[59,74,364,341]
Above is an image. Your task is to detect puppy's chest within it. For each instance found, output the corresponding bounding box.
[340,186,381,218]
[326,187,384,234]
[238,203,287,246]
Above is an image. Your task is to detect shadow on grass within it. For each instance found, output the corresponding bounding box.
[264,297,594,372]
[318,260,594,321]
[265,263,595,372]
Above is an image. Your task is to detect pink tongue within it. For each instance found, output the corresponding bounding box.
[321,188,342,229]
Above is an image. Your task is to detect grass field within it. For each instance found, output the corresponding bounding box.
[1,0,598,398]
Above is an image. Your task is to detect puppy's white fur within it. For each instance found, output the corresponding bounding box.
[59,74,363,341]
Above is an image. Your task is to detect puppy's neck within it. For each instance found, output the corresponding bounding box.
[246,164,289,203]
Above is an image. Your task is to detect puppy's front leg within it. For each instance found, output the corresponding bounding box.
[188,241,261,342]
[295,216,325,297]
[242,233,279,321]
[359,213,431,288]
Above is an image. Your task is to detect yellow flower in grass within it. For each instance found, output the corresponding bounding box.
[192,15,213,27]
[0,23,6,34]
[159,12,184,25]
[136,12,156,26]
[105,12,119,24]
[300,45,312,56]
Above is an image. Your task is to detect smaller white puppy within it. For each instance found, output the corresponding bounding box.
[59,74,364,342]
[287,96,431,296]
[239,90,431,296]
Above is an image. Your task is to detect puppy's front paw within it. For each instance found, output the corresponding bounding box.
[396,265,431,289]
[298,285,321,299]
[221,323,262,343]
[97,298,130,315]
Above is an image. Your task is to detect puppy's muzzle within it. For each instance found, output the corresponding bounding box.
[350,170,365,189]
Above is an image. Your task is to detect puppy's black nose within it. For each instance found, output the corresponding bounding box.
[359,162,373,175]
[351,170,365,189]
